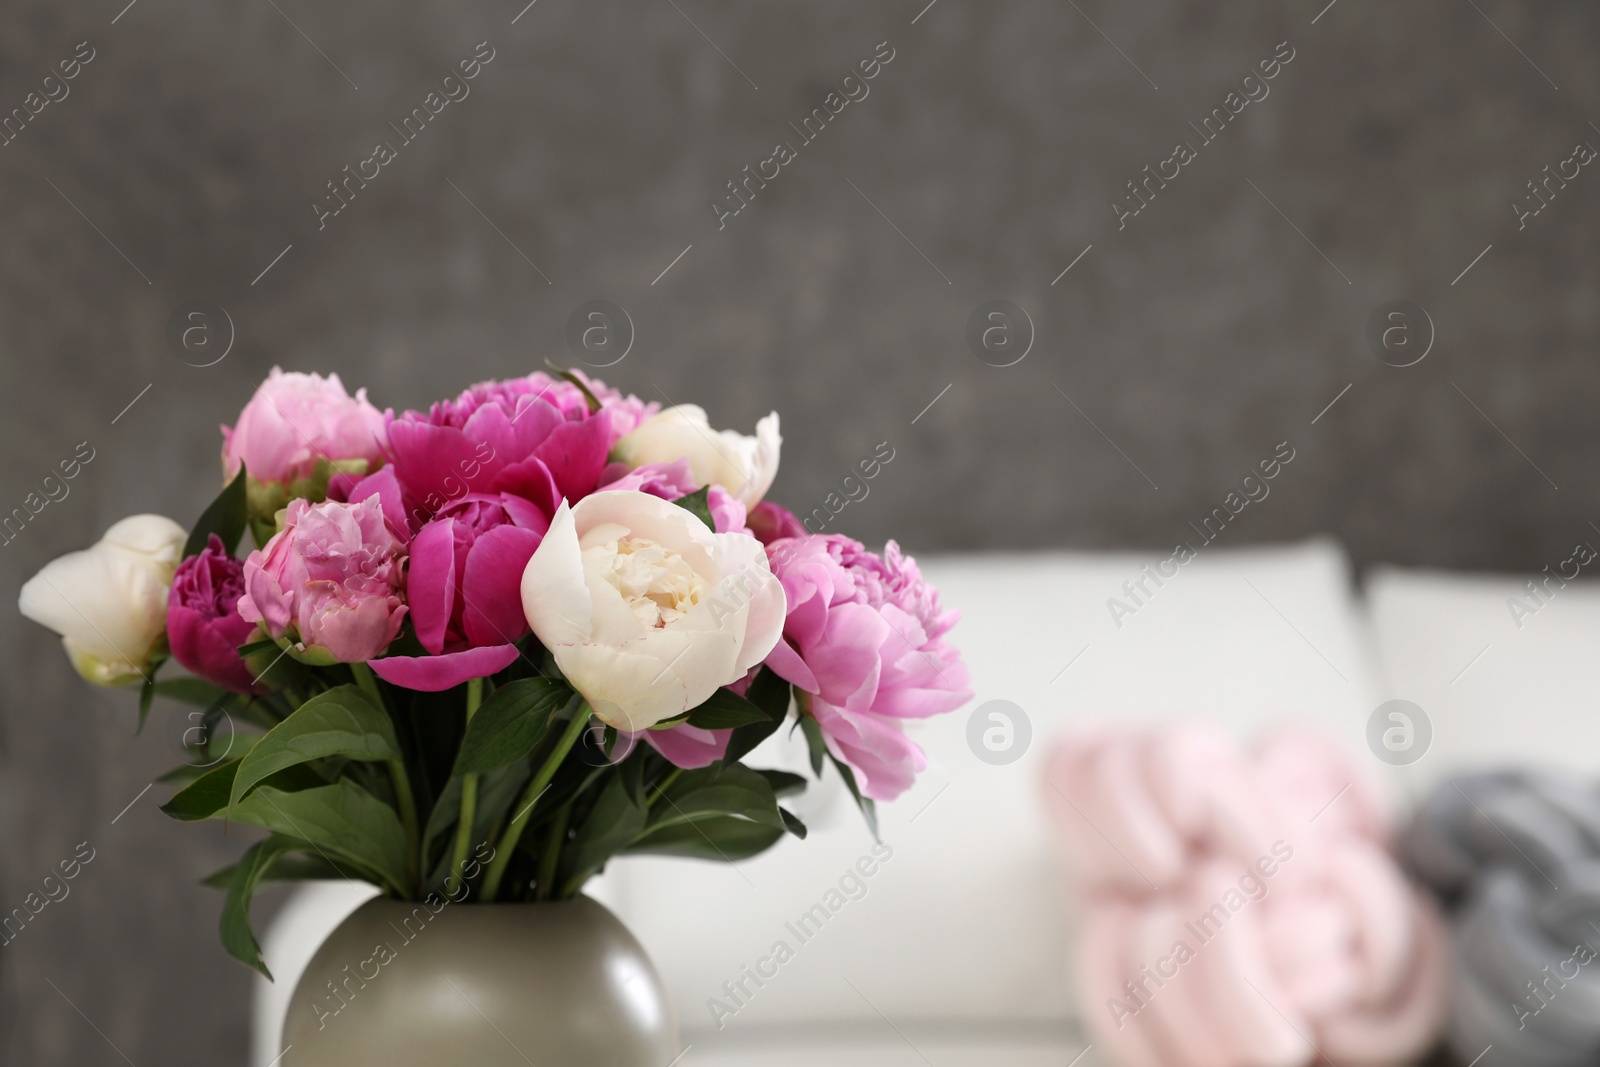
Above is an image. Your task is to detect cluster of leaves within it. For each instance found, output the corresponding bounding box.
[148,464,878,977]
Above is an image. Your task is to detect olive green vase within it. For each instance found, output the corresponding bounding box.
[281,895,679,1066]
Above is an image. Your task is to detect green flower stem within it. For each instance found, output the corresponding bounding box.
[351,662,419,892]
[387,759,420,892]
[481,698,591,903]
[646,767,683,806]
[350,661,383,704]
[535,801,573,902]
[449,677,485,896]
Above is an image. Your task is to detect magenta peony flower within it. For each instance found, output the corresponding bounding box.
[167,535,266,695]
[747,501,805,545]
[221,368,387,485]
[598,459,749,533]
[385,371,654,529]
[367,493,547,692]
[763,535,971,801]
[238,497,407,664]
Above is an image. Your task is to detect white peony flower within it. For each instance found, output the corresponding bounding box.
[18,514,187,686]
[610,405,780,509]
[520,491,785,731]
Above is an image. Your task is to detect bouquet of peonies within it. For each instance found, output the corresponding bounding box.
[18,367,971,975]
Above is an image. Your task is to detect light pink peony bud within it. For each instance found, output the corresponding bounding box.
[221,367,387,486]
[238,497,407,664]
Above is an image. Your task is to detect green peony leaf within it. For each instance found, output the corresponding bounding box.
[184,464,249,559]
[627,816,786,861]
[229,780,409,894]
[651,762,787,832]
[452,679,569,776]
[161,757,320,821]
[671,486,714,530]
[779,807,808,840]
[798,712,827,778]
[159,733,262,787]
[685,687,771,730]
[161,760,243,821]
[216,833,362,977]
[220,835,299,978]
[153,676,229,708]
[757,769,807,799]
[228,686,399,810]
[138,672,157,734]
[721,667,792,765]
[618,748,650,808]
[829,752,878,839]
[203,849,348,891]
[564,776,648,884]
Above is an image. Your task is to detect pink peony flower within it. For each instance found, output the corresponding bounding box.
[368,493,547,692]
[762,535,971,801]
[167,535,267,695]
[238,497,407,664]
[598,459,749,534]
[385,371,654,529]
[221,368,387,485]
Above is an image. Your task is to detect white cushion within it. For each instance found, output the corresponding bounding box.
[1364,565,1600,788]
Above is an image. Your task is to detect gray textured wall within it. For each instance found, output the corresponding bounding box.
[2,0,1597,1061]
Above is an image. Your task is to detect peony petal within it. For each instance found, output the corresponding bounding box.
[498,493,551,532]
[520,501,592,647]
[742,411,781,507]
[641,722,731,769]
[707,486,748,535]
[713,530,786,674]
[555,621,743,731]
[570,491,719,574]
[387,421,498,518]
[809,601,891,710]
[762,635,819,694]
[534,412,611,503]
[497,394,560,457]
[810,699,925,801]
[598,457,698,499]
[871,680,974,719]
[461,525,543,648]
[304,596,405,663]
[747,501,805,545]
[348,466,411,540]
[19,549,105,649]
[549,640,694,732]
[102,514,188,560]
[167,602,264,695]
[457,402,525,477]
[490,457,562,517]
[240,554,292,637]
[777,567,830,650]
[370,643,521,691]
[407,518,457,655]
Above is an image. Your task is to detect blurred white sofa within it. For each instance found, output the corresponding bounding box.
[251,539,1599,1066]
